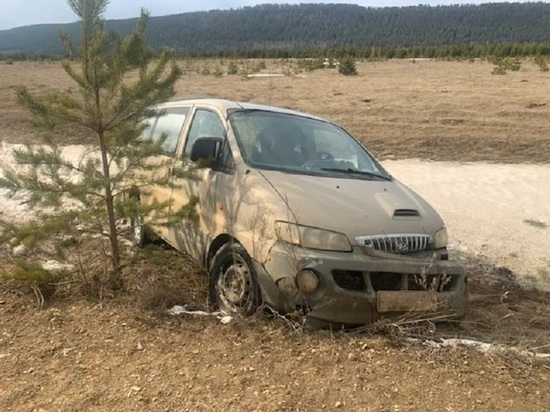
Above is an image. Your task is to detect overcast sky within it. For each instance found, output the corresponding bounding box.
[0,0,547,31]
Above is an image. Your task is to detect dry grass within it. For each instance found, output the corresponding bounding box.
[524,219,548,229]
[0,237,209,312]
[1,291,549,412]
[2,58,550,410]
[122,243,209,312]
[458,255,550,352]
[1,58,550,162]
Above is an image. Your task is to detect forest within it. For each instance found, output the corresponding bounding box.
[3,2,550,59]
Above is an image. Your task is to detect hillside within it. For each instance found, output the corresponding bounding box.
[2,2,550,55]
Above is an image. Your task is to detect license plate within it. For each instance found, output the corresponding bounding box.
[377,291,438,313]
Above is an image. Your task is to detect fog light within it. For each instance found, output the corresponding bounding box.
[296,270,320,295]
[277,277,296,296]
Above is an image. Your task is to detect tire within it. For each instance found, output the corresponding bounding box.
[209,242,261,316]
[129,215,149,246]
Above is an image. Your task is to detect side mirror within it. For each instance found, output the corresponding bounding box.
[190,137,223,166]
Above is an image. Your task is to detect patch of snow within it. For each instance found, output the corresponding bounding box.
[12,244,27,256]
[409,337,550,359]
[246,73,285,78]
[167,305,233,324]
[41,260,75,271]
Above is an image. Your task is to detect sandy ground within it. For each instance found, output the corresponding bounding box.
[386,160,550,284]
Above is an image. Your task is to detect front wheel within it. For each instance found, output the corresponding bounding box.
[209,242,261,316]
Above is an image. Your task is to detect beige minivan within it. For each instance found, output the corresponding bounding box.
[131,98,467,326]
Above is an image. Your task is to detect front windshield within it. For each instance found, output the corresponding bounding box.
[229,110,390,180]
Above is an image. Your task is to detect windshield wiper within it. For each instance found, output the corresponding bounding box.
[320,167,390,180]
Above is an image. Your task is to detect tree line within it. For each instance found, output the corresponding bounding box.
[5,41,550,62]
[3,3,550,59]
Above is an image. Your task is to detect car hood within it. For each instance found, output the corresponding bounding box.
[258,170,445,245]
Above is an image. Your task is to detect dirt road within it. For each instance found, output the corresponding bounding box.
[386,160,550,285]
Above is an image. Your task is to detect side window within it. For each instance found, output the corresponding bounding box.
[149,108,189,155]
[184,109,226,158]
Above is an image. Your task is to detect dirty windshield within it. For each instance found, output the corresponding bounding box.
[229,110,390,180]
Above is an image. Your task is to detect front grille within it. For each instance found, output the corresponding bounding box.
[332,270,365,291]
[355,234,431,254]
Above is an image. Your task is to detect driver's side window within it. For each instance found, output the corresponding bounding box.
[184,109,226,159]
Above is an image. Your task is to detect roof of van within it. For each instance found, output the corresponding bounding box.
[161,98,325,121]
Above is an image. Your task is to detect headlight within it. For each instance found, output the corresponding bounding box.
[275,221,352,252]
[434,227,448,249]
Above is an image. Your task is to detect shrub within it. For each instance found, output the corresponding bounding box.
[534,55,549,72]
[491,57,521,75]
[227,61,239,75]
[297,58,325,72]
[338,56,358,76]
[255,60,267,71]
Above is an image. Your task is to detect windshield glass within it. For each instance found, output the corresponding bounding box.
[229,110,390,180]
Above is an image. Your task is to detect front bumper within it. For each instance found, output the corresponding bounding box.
[259,242,467,326]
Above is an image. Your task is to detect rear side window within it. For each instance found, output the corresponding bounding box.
[141,108,189,155]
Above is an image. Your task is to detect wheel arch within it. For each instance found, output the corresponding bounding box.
[206,234,239,269]
[207,233,284,312]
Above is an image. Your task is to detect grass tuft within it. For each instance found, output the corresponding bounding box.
[523,219,548,229]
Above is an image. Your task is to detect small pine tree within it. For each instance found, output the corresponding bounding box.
[0,0,182,283]
[338,56,358,76]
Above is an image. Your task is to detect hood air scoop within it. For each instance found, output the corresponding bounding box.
[374,192,422,219]
[393,209,420,218]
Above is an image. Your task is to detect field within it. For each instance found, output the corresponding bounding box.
[1,59,550,411]
[2,58,550,162]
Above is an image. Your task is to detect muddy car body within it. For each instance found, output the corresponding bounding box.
[131,98,467,326]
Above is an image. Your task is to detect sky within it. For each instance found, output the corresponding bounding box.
[0,0,547,31]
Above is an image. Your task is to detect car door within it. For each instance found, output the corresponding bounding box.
[138,107,190,240]
[167,107,228,263]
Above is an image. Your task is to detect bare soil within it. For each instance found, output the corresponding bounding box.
[1,59,550,411]
[1,249,550,412]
